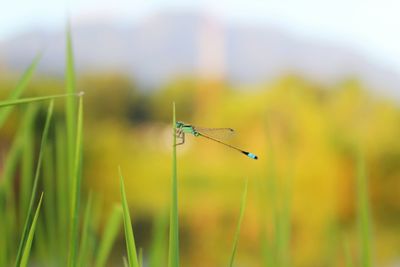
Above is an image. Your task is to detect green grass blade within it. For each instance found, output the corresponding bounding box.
[68,95,84,267]
[356,150,373,267]
[0,189,5,265]
[229,178,248,267]
[0,202,7,266]
[0,92,82,108]
[149,212,168,267]
[123,257,129,267]
[55,122,69,259]
[66,25,77,177]
[95,204,123,267]
[119,166,140,267]
[0,54,41,128]
[20,192,44,267]
[78,193,93,267]
[19,105,38,224]
[138,248,143,267]
[42,143,58,257]
[65,30,79,265]
[168,102,179,267]
[66,25,76,96]
[14,100,54,267]
[34,217,49,266]
[0,137,21,266]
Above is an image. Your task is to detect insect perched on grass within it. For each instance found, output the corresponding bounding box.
[175,121,258,160]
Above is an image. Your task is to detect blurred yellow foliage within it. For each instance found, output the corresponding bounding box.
[2,74,399,266]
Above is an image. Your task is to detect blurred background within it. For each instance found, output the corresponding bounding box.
[1,1,400,266]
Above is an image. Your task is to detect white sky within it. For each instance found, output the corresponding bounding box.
[1,0,400,71]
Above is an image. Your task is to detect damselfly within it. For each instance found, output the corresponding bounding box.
[175,121,258,160]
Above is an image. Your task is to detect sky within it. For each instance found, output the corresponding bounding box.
[1,0,400,72]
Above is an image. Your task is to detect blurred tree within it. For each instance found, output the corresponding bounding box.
[151,77,198,122]
[78,73,137,122]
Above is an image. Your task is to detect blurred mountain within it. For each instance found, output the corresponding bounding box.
[0,11,399,96]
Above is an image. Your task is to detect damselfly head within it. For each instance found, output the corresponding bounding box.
[176,121,185,128]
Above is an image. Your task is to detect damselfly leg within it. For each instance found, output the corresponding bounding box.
[175,127,185,146]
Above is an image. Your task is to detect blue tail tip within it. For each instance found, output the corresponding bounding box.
[245,152,258,160]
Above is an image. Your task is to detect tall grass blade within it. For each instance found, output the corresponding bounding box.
[138,248,143,267]
[123,257,129,267]
[65,29,79,267]
[20,193,44,267]
[0,205,6,266]
[119,166,140,267]
[68,95,84,267]
[356,150,372,267]
[15,101,54,267]
[65,25,77,177]
[95,204,123,267]
[55,122,69,259]
[19,105,38,224]
[149,212,168,267]
[42,143,57,256]
[168,102,179,267]
[34,217,49,266]
[78,193,93,267]
[0,54,41,128]
[229,178,248,267]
